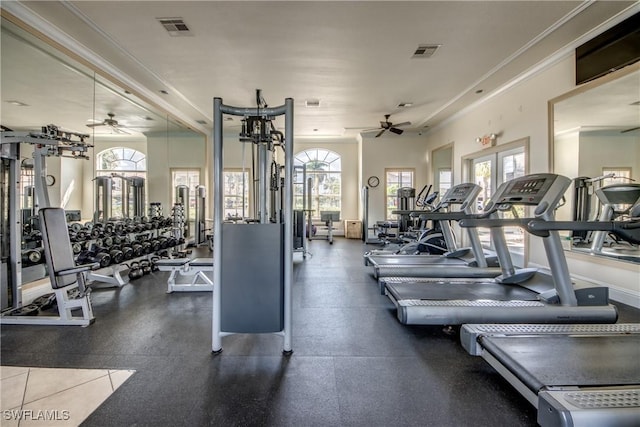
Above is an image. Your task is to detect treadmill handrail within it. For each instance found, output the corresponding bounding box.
[528,219,640,244]
[528,219,640,231]
[416,211,483,221]
[459,217,533,229]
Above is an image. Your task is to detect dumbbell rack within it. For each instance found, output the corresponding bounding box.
[67,215,185,287]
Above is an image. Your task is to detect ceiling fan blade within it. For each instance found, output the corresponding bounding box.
[375,129,386,138]
[85,123,104,128]
[389,127,404,135]
[112,127,131,135]
[392,121,411,128]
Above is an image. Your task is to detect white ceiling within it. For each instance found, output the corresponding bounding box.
[1,1,638,138]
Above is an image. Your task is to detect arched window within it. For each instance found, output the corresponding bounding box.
[96,147,146,218]
[294,148,341,218]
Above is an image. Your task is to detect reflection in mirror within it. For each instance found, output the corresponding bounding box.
[1,16,206,289]
[551,63,640,263]
[431,144,453,204]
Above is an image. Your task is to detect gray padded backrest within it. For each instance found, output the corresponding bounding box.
[39,207,77,288]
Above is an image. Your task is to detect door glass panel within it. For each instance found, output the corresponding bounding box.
[473,158,493,247]
[500,151,526,262]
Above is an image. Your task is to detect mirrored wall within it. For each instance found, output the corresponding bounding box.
[1,16,207,283]
[550,62,640,264]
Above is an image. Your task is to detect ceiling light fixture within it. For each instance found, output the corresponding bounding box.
[475,89,484,94]
[305,99,321,108]
[196,120,207,125]
[159,90,169,95]
[397,102,413,108]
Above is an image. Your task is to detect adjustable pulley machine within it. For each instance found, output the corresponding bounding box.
[1,125,95,325]
[93,175,112,223]
[212,91,293,354]
[110,174,145,219]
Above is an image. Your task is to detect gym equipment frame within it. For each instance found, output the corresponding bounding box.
[212,95,294,354]
[155,257,214,293]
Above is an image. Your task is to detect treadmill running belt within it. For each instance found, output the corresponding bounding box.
[386,281,539,301]
[480,335,640,393]
[369,256,466,266]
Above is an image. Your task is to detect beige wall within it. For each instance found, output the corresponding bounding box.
[425,55,639,305]
[361,133,429,224]
[146,131,206,212]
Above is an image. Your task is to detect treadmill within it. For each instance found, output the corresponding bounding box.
[366,183,501,279]
[384,173,619,325]
[458,215,640,426]
[461,323,640,426]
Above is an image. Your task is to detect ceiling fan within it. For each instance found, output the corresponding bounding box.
[86,113,130,134]
[368,114,411,137]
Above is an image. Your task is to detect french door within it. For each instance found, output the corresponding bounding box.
[469,145,527,266]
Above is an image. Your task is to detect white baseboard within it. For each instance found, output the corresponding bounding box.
[528,262,639,309]
[607,285,640,309]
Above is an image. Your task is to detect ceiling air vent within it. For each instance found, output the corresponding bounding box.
[412,44,441,58]
[305,99,321,108]
[157,18,192,36]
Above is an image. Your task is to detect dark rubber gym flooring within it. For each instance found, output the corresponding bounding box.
[2,238,639,426]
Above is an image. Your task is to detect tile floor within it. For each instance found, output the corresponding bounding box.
[0,366,134,426]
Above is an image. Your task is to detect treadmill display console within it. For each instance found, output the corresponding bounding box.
[498,175,557,205]
[509,178,546,195]
[441,184,478,204]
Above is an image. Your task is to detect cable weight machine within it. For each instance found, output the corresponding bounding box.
[212,91,293,354]
[1,125,95,325]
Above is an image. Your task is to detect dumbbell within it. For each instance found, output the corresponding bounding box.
[131,243,144,257]
[104,223,115,235]
[93,251,111,268]
[121,245,134,260]
[77,250,111,268]
[90,226,103,239]
[72,242,83,254]
[103,236,114,247]
[108,248,124,265]
[22,248,42,265]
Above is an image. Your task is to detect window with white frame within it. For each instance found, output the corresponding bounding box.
[96,147,146,218]
[171,169,200,221]
[602,167,632,186]
[438,168,452,200]
[293,148,341,219]
[385,169,414,220]
[223,169,249,219]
